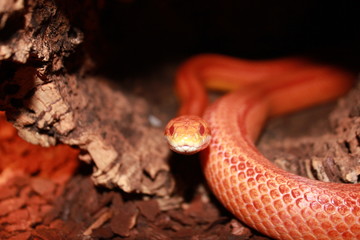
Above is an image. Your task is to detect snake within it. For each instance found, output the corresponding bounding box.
[164,54,360,240]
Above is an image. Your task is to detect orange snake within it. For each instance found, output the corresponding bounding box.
[164,54,360,240]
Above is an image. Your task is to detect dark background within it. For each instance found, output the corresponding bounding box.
[99,0,360,76]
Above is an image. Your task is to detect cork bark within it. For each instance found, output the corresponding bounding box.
[0,0,173,196]
[258,82,360,184]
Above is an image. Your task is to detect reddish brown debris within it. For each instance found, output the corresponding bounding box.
[135,199,160,221]
[0,112,80,183]
[0,112,80,239]
[110,202,139,237]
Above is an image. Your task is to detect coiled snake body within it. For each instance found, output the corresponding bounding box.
[164,54,360,240]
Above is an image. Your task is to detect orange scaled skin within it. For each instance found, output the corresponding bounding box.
[173,54,359,240]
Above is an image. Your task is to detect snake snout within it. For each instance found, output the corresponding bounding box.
[164,115,211,155]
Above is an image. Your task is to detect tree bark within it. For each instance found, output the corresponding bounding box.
[0,0,173,196]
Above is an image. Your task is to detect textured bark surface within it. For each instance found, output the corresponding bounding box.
[0,0,173,196]
[258,81,360,184]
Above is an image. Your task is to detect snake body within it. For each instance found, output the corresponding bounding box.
[165,54,359,240]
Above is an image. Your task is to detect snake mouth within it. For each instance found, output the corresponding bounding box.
[170,144,199,154]
[166,134,211,155]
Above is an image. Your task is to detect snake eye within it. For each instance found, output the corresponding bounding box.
[199,124,205,136]
[168,125,175,136]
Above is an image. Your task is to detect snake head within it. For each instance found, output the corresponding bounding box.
[164,115,211,155]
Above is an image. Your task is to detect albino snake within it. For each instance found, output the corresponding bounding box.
[164,54,359,240]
